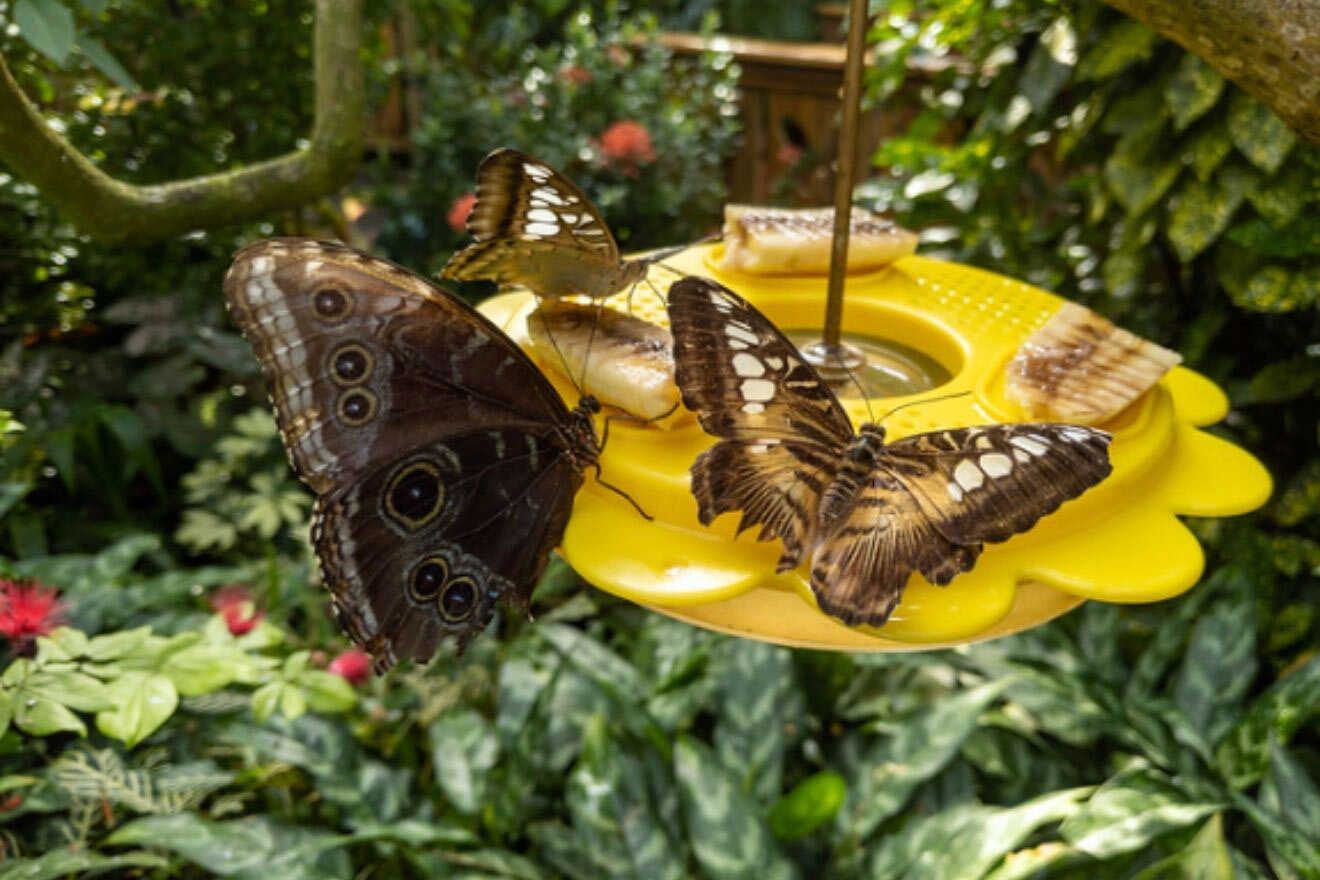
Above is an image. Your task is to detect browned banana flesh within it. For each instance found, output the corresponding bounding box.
[718,205,918,275]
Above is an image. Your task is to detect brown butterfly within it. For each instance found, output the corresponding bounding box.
[224,238,601,671]
[440,148,654,298]
[666,276,1114,626]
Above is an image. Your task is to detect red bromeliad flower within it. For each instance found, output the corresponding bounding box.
[210,584,263,636]
[327,648,371,685]
[0,579,66,649]
[598,120,656,177]
[447,192,477,232]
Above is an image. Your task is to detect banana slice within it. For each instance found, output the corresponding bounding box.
[1006,302,1182,424]
[527,300,680,423]
[718,205,918,274]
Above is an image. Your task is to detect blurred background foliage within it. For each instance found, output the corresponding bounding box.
[0,0,1316,877]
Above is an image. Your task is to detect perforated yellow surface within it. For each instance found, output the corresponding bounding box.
[478,245,1272,650]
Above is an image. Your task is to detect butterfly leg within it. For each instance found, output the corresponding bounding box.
[591,462,654,521]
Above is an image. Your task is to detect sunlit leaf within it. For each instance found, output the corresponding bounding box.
[714,639,801,801]
[1129,812,1233,880]
[27,668,113,712]
[1166,173,1247,262]
[768,771,846,841]
[1182,121,1233,181]
[1233,792,1320,879]
[95,671,178,747]
[0,848,167,880]
[1227,91,1296,174]
[1077,19,1158,81]
[1173,597,1256,745]
[13,0,75,65]
[673,735,795,880]
[1105,120,1180,216]
[430,707,499,815]
[14,695,86,737]
[1059,762,1222,858]
[1164,54,1224,131]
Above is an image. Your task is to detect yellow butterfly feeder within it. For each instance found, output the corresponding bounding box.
[476,0,1270,652]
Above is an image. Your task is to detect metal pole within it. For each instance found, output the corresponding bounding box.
[823,0,869,348]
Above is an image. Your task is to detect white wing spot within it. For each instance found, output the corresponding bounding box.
[524,222,559,237]
[250,256,273,274]
[523,163,552,181]
[559,212,578,224]
[303,260,322,276]
[526,208,558,224]
[740,378,776,402]
[743,402,766,415]
[1010,435,1049,457]
[726,324,759,345]
[748,443,769,453]
[980,452,1013,478]
[726,338,750,350]
[947,481,964,502]
[532,186,566,205]
[953,459,985,492]
[731,353,765,378]
[1061,427,1093,443]
[1014,450,1031,463]
[765,356,784,370]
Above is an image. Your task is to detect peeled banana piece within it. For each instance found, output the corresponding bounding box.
[527,300,680,422]
[1006,302,1182,424]
[718,205,918,275]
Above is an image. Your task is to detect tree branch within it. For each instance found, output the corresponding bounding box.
[1103,0,1320,144]
[0,0,365,245]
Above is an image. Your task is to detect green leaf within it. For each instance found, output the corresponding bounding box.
[14,695,85,737]
[1166,173,1247,262]
[768,771,846,841]
[12,0,76,65]
[295,670,356,713]
[1260,744,1320,847]
[95,671,178,747]
[714,639,802,801]
[27,668,114,712]
[1164,54,1225,131]
[1227,214,1320,259]
[99,405,163,494]
[74,33,139,91]
[85,625,153,662]
[251,681,282,723]
[1104,119,1181,216]
[1077,19,1159,81]
[1173,597,1256,745]
[0,849,168,880]
[0,482,33,520]
[537,623,646,695]
[1182,121,1233,181]
[105,813,275,873]
[430,707,500,815]
[673,735,795,880]
[1059,763,1222,858]
[35,626,88,661]
[837,678,1012,841]
[565,714,687,880]
[1130,812,1233,880]
[1234,792,1320,879]
[1231,264,1320,313]
[982,842,1085,880]
[1227,91,1296,174]
[869,787,1092,879]
[1245,357,1320,404]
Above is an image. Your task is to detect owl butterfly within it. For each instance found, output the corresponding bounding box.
[667,277,1114,626]
[223,238,602,672]
[441,147,676,299]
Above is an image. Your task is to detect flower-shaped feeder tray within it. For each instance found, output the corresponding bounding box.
[477,245,1271,651]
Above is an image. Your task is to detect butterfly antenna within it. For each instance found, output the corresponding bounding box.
[536,298,586,398]
[875,390,974,426]
[593,463,654,521]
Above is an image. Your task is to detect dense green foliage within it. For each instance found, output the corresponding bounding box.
[0,0,1317,877]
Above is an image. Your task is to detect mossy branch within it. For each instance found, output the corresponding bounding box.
[0,0,365,245]
[1103,0,1320,144]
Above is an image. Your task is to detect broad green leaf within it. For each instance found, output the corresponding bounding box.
[1182,121,1233,181]
[1244,161,1311,227]
[1104,119,1181,216]
[768,771,846,841]
[1059,763,1222,858]
[35,626,88,661]
[537,623,645,695]
[1077,19,1159,81]
[409,847,544,880]
[158,643,239,696]
[1227,214,1320,259]
[1164,54,1225,131]
[12,0,75,65]
[837,678,1013,842]
[496,652,554,744]
[27,668,114,712]
[714,639,802,801]
[982,842,1085,880]
[1260,744,1320,848]
[251,681,282,723]
[76,0,108,14]
[430,707,499,814]
[0,848,167,880]
[0,482,33,520]
[565,714,687,880]
[1233,265,1298,313]
[1173,597,1256,745]
[1166,173,1246,262]
[1246,358,1320,404]
[1227,91,1296,174]
[869,787,1092,879]
[279,683,307,719]
[107,814,348,879]
[99,405,163,493]
[0,695,12,739]
[1130,813,1233,880]
[1017,18,1075,114]
[176,509,239,552]
[673,735,795,880]
[95,671,177,746]
[295,670,356,713]
[14,695,85,737]
[74,33,139,91]
[1233,792,1320,879]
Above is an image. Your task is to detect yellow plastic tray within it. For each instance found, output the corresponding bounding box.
[477,246,1271,650]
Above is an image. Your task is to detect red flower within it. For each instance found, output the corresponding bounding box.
[210,584,262,636]
[0,580,66,648]
[606,44,631,67]
[558,64,592,86]
[447,192,477,232]
[327,649,371,685]
[598,120,656,177]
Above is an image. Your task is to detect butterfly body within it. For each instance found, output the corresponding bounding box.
[224,238,599,670]
[668,277,1113,627]
[442,148,649,299]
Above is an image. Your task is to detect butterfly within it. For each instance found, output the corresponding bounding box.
[440,147,653,299]
[223,238,602,671]
[666,276,1114,626]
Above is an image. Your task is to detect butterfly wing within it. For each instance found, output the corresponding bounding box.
[224,238,588,669]
[441,148,627,298]
[877,424,1113,545]
[809,471,981,626]
[668,277,854,570]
